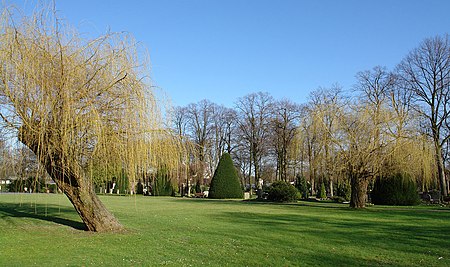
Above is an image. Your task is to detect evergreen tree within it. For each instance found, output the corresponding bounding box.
[209,153,243,199]
[295,175,309,199]
[371,173,420,206]
[317,182,327,199]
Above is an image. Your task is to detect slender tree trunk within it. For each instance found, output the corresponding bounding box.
[276,150,281,181]
[350,173,368,208]
[253,151,259,182]
[435,143,448,198]
[282,145,288,182]
[248,157,252,196]
[329,178,334,197]
[19,125,123,232]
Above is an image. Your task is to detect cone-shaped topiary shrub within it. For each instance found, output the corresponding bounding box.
[209,153,243,199]
[371,173,420,206]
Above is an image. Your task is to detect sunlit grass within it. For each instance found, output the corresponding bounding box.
[0,194,449,266]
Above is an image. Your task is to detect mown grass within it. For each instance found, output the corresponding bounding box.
[0,193,449,266]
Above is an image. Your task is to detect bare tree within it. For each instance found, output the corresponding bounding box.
[271,99,301,181]
[186,100,215,182]
[299,107,322,196]
[208,105,237,171]
[236,92,273,189]
[222,108,238,154]
[172,106,189,138]
[397,35,450,198]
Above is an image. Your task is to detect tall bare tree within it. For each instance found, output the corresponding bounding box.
[271,99,301,181]
[397,35,450,198]
[236,92,273,188]
[186,100,215,182]
[209,105,237,170]
[172,106,189,138]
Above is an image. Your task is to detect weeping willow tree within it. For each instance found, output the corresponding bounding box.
[386,133,436,191]
[0,6,182,232]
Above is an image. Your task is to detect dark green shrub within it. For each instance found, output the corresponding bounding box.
[295,175,309,199]
[136,180,144,194]
[317,182,327,199]
[209,153,243,199]
[195,181,201,193]
[371,173,420,206]
[331,196,347,203]
[117,170,129,194]
[336,181,351,201]
[152,167,176,196]
[47,183,58,193]
[7,176,45,193]
[268,181,299,202]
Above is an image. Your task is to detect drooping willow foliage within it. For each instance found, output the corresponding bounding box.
[0,6,184,196]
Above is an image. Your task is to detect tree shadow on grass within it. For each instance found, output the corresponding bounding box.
[210,210,450,266]
[0,202,86,231]
[177,197,356,213]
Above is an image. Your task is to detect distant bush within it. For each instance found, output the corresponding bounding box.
[136,180,144,194]
[47,183,58,193]
[117,171,129,194]
[153,167,176,196]
[331,196,347,203]
[371,173,420,206]
[268,181,299,202]
[317,182,327,199]
[336,181,351,201]
[295,175,309,199]
[443,194,450,202]
[195,181,201,193]
[209,153,243,199]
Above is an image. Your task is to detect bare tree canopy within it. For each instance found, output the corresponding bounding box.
[397,35,450,198]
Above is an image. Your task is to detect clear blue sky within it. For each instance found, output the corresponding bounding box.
[9,0,450,107]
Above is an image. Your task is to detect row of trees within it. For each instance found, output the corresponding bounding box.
[0,4,448,231]
[171,35,450,208]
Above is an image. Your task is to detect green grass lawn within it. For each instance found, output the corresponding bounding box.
[0,194,449,266]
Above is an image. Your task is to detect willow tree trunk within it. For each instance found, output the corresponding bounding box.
[19,126,123,232]
[350,174,368,208]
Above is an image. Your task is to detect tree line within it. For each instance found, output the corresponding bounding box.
[0,3,448,234]
[171,35,450,208]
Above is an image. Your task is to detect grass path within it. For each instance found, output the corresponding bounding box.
[1,194,449,266]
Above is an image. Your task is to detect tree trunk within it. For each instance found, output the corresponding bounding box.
[435,143,448,198]
[329,178,334,197]
[19,126,124,232]
[58,177,123,232]
[310,176,315,196]
[350,174,368,208]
